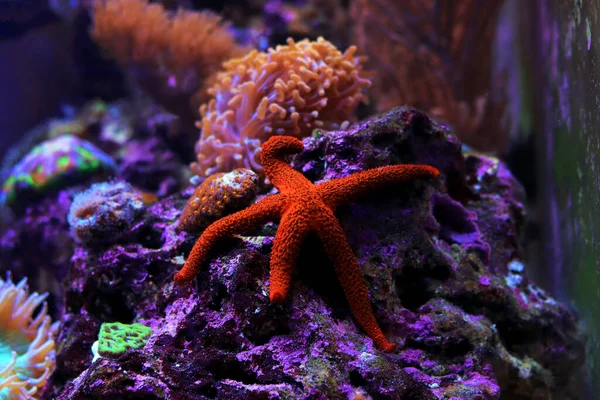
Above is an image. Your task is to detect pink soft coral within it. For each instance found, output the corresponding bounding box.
[191,37,372,179]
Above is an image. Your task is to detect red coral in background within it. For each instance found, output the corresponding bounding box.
[352,0,508,153]
[91,0,248,129]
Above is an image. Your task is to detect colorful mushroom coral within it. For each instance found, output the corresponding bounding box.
[1,135,116,210]
[0,273,57,399]
[191,37,372,179]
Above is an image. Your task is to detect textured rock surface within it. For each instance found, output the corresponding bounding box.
[0,100,186,321]
[1,106,585,399]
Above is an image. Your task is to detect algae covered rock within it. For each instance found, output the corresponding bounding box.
[68,181,145,245]
[50,107,584,399]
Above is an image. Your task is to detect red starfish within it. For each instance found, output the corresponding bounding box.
[175,136,440,352]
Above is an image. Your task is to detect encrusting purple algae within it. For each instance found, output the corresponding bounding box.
[0,105,585,399]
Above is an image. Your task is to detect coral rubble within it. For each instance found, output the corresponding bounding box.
[15,106,582,399]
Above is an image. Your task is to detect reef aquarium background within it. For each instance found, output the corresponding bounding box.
[0,0,597,398]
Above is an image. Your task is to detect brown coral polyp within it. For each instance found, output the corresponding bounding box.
[191,37,372,179]
[178,168,259,233]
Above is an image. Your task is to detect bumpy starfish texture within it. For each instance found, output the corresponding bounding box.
[175,136,440,352]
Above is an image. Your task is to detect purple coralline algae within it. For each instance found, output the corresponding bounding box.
[0,100,182,323]
[1,134,116,210]
[68,181,145,245]
[2,106,585,399]
[117,137,187,198]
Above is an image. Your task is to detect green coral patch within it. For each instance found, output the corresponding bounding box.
[97,322,152,358]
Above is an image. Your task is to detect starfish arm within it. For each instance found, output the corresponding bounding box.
[261,136,313,193]
[269,206,311,304]
[174,194,283,284]
[317,165,440,209]
[315,209,397,352]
